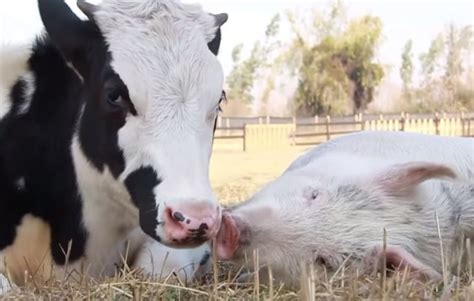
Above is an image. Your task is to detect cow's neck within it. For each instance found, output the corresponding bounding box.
[71,134,139,262]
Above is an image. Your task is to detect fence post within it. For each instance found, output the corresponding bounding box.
[400,112,405,131]
[225,117,230,128]
[325,115,331,141]
[266,115,270,124]
[243,124,247,152]
[292,116,297,146]
[434,112,440,135]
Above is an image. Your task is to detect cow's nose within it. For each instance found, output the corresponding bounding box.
[163,202,221,246]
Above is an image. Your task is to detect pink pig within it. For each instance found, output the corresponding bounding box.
[216,132,474,285]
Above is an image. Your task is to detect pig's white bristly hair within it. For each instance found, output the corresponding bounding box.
[231,132,474,285]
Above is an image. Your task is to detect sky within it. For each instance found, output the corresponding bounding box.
[1,0,473,85]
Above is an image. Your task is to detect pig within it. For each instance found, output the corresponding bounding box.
[216,131,474,285]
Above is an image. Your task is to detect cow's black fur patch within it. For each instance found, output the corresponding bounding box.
[125,167,162,241]
[0,36,87,263]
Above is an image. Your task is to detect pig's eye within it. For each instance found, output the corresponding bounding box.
[304,188,321,202]
[315,256,332,270]
[310,191,319,200]
[316,256,326,266]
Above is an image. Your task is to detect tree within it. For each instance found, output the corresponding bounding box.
[444,24,473,105]
[403,24,473,113]
[225,42,264,105]
[400,39,413,99]
[419,34,444,85]
[340,16,384,112]
[225,14,281,114]
[287,1,384,116]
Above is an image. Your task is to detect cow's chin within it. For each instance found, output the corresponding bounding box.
[162,236,209,249]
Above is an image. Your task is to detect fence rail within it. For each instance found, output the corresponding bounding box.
[213,113,474,151]
[216,112,474,128]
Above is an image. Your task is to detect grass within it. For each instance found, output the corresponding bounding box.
[2,147,474,300]
[3,261,473,300]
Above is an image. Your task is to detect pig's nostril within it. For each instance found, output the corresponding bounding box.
[199,223,209,231]
[173,212,186,222]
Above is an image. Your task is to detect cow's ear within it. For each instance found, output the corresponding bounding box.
[372,162,456,197]
[207,13,228,55]
[77,0,98,21]
[38,0,98,76]
[369,245,442,280]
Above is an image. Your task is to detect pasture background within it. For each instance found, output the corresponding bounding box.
[213,112,474,152]
[210,147,308,205]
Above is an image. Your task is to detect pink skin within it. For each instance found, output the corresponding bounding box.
[215,162,457,280]
[216,214,442,279]
[375,246,443,280]
[164,202,221,244]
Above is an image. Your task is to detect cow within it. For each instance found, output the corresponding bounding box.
[215,131,474,286]
[0,0,227,292]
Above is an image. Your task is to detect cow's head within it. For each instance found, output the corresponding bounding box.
[38,0,227,247]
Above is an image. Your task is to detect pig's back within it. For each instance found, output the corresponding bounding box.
[286,131,474,179]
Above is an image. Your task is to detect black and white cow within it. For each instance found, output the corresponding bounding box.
[0,0,227,290]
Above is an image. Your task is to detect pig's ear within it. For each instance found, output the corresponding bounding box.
[370,245,442,280]
[373,162,456,197]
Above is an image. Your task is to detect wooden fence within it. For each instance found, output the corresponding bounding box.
[213,113,474,151]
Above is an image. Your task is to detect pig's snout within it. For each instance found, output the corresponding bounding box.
[216,212,242,260]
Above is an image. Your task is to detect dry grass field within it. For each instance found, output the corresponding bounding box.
[2,147,474,300]
[210,147,309,205]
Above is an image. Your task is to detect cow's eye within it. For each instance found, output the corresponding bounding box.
[106,90,126,108]
[218,90,227,112]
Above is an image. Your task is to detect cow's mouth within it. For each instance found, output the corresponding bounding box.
[160,206,222,247]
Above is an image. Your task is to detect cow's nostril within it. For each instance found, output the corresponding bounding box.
[173,212,185,222]
[163,204,221,245]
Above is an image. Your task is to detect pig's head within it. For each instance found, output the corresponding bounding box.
[216,160,457,283]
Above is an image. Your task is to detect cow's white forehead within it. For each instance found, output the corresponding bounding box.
[96,0,218,40]
[93,0,223,114]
